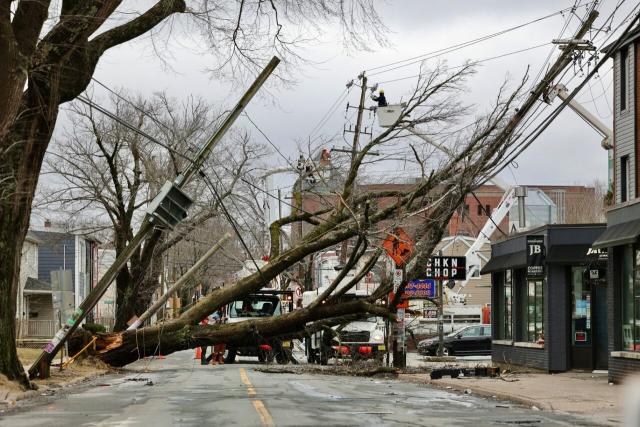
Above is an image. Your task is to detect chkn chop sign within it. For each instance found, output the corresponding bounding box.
[425,256,466,280]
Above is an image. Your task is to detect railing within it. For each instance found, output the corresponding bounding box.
[16,320,56,338]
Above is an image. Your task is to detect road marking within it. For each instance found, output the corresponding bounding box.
[239,368,256,397]
[252,400,275,427]
[239,368,275,426]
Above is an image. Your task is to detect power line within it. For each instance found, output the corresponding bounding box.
[365,1,596,76]
[376,43,551,85]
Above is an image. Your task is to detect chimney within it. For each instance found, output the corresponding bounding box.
[44,219,52,228]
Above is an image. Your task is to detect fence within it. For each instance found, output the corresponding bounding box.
[16,319,56,338]
[93,317,116,333]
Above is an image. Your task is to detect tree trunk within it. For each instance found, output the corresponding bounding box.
[0,216,31,388]
[94,299,390,367]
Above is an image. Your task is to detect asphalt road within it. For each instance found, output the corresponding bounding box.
[0,351,601,426]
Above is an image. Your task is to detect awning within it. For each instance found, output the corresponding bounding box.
[592,219,640,249]
[481,252,526,274]
[23,277,51,293]
[545,245,591,264]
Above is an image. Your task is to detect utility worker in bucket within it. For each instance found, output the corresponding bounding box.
[371,89,387,107]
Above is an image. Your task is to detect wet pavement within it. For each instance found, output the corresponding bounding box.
[0,350,603,426]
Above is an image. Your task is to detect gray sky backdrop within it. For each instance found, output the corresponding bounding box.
[64,1,636,212]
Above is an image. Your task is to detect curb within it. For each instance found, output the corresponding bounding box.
[399,374,551,410]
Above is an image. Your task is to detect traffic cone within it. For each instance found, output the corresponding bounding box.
[195,347,202,359]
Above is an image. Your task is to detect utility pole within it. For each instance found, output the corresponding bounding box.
[28,56,280,379]
[437,250,444,357]
[340,72,368,264]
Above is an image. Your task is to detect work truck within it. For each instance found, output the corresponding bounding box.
[223,289,294,364]
[302,250,386,364]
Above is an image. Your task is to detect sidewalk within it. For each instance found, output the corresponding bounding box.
[400,371,623,425]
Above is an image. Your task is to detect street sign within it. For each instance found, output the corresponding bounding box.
[425,256,466,280]
[382,227,415,266]
[526,235,545,277]
[393,268,403,292]
[401,279,436,299]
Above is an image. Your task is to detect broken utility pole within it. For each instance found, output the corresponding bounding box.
[28,57,281,379]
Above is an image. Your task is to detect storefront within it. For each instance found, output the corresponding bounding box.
[592,201,640,383]
[483,224,607,372]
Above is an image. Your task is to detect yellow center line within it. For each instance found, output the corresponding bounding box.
[252,400,275,427]
[239,367,256,397]
[239,368,275,426]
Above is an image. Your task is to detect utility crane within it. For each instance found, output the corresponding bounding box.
[544,83,613,185]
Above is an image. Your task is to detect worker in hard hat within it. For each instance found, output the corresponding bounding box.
[371,89,388,107]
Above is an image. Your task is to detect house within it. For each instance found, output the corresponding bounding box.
[591,25,640,383]
[17,222,99,338]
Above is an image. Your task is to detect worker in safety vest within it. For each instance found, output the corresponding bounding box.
[371,89,387,107]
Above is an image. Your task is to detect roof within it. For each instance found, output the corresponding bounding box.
[602,24,640,53]
[24,277,51,293]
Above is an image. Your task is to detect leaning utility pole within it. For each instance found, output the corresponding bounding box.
[29,57,280,379]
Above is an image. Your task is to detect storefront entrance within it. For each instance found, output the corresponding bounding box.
[570,265,608,371]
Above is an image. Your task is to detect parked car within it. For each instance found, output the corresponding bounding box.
[417,324,491,356]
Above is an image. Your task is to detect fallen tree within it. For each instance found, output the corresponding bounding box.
[88,63,533,367]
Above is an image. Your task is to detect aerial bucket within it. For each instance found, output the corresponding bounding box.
[377,104,404,128]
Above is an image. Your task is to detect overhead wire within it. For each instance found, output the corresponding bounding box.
[365,1,596,76]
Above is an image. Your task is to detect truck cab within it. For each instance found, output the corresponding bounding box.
[223,290,293,364]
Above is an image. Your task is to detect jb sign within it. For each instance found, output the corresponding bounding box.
[526,235,545,277]
[425,256,466,280]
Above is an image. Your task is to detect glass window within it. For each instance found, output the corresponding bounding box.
[481,326,492,336]
[525,280,544,343]
[499,270,513,340]
[620,47,628,111]
[461,326,482,337]
[621,245,640,351]
[229,297,281,318]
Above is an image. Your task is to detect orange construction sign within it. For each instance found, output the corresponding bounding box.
[382,227,415,267]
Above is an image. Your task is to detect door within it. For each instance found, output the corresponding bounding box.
[570,266,593,370]
[454,325,482,354]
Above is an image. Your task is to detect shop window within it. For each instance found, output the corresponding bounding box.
[519,279,543,343]
[621,246,640,351]
[571,266,591,345]
[498,270,513,339]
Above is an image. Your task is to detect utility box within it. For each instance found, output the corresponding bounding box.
[146,181,193,229]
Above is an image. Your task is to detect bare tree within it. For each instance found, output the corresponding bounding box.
[36,92,267,331]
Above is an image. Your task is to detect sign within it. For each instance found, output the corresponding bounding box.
[393,268,403,292]
[401,279,436,299]
[425,256,466,280]
[388,292,409,308]
[575,331,587,342]
[382,228,415,266]
[586,247,608,261]
[526,235,545,277]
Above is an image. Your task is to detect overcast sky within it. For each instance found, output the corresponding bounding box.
[83,0,635,205]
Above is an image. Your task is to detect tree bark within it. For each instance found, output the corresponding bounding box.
[94,299,390,367]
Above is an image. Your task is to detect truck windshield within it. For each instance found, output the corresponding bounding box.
[229,297,281,318]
